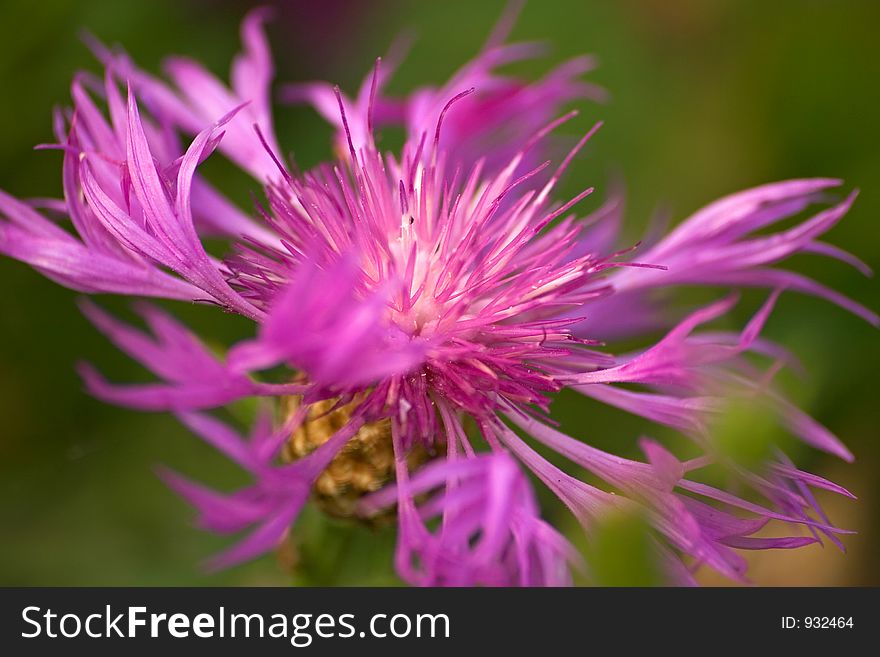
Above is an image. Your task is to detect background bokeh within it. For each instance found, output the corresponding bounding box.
[1,0,877,585]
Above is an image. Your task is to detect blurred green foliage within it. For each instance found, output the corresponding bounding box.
[711,399,792,470]
[0,0,877,585]
[582,510,663,587]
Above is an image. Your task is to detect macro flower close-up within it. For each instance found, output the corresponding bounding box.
[1,0,878,591]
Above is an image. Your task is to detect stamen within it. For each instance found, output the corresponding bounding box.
[367,57,381,137]
[433,87,475,155]
[253,123,293,184]
[333,85,358,163]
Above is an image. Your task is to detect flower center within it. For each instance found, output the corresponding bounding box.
[283,396,434,520]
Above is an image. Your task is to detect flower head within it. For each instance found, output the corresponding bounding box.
[1,6,874,585]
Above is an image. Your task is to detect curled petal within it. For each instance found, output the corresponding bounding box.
[598,180,877,330]
[362,448,582,587]
[0,190,200,300]
[98,8,281,180]
[162,411,362,570]
[79,302,304,412]
[229,253,427,391]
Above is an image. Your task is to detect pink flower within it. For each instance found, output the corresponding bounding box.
[1,7,873,585]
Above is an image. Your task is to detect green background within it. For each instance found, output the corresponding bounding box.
[0,0,877,585]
